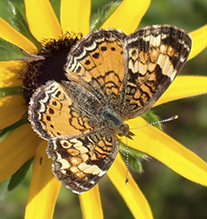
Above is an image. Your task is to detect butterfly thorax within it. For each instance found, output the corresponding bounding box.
[101,109,134,139]
[63,78,134,138]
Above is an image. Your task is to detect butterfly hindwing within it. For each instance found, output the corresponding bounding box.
[47,128,119,193]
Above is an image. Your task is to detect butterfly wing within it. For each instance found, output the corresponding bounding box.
[65,29,127,106]
[29,80,119,193]
[117,25,192,120]
[47,128,119,193]
[28,80,95,140]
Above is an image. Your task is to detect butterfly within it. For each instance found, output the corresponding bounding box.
[28,25,191,193]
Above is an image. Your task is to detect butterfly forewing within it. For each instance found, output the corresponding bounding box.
[28,80,94,139]
[118,25,191,119]
[65,29,126,106]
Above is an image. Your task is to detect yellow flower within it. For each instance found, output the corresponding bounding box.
[0,0,207,218]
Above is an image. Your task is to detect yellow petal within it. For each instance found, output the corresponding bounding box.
[61,0,91,35]
[79,185,103,219]
[0,61,24,87]
[0,96,26,129]
[102,0,151,34]
[0,124,40,182]
[107,153,153,219]
[124,117,207,186]
[188,25,207,60]
[24,0,62,41]
[25,141,61,219]
[0,17,37,54]
[154,76,207,107]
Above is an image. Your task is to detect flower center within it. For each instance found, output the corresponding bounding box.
[22,32,82,104]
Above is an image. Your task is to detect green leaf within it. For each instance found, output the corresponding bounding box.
[7,1,42,50]
[90,1,121,31]
[0,37,44,61]
[8,157,34,191]
[0,86,22,97]
[119,140,148,173]
[141,110,162,129]
[141,111,178,130]
[0,116,28,143]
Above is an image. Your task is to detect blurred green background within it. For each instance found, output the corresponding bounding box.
[0,0,207,218]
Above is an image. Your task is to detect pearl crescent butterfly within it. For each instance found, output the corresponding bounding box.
[28,25,192,193]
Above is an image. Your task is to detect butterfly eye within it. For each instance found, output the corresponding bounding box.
[118,124,130,137]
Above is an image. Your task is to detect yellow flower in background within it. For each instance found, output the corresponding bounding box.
[0,0,207,218]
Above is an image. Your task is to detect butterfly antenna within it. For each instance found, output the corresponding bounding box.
[125,137,129,184]
[131,115,178,130]
[125,115,178,184]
